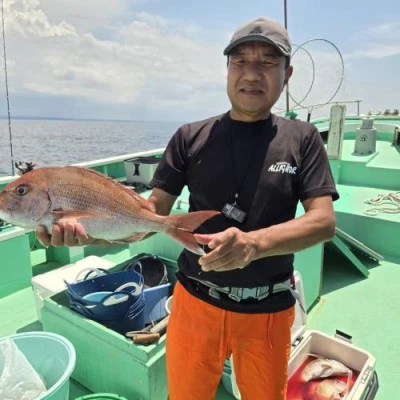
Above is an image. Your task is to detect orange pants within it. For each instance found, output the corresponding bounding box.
[166,282,295,400]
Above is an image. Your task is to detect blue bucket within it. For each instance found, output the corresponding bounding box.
[91,292,146,334]
[65,269,144,317]
[65,268,145,334]
[0,331,76,400]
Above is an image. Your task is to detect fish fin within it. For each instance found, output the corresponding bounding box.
[99,233,151,245]
[167,228,205,255]
[345,370,353,395]
[165,210,220,255]
[112,233,149,243]
[319,363,335,378]
[66,166,155,213]
[124,188,156,212]
[51,210,109,224]
[167,210,220,232]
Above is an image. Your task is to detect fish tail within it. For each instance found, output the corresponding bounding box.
[165,210,219,255]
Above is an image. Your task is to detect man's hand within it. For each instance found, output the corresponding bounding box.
[195,227,258,272]
[35,199,159,248]
[35,222,112,247]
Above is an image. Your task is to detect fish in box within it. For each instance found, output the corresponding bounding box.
[226,271,379,399]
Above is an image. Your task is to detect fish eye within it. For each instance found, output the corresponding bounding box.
[15,185,29,196]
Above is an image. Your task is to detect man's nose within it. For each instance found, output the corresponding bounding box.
[242,61,263,79]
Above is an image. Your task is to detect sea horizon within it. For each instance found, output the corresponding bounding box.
[0,115,182,124]
[0,118,183,177]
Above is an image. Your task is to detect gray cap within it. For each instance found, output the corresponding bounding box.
[223,17,291,56]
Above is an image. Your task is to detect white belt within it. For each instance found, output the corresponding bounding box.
[189,276,293,302]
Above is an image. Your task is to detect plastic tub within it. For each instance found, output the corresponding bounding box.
[75,394,128,400]
[0,331,76,400]
[143,283,171,324]
[164,295,173,315]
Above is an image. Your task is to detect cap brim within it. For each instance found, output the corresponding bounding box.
[223,35,290,56]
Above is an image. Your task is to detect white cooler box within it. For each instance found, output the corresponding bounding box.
[32,255,116,322]
[227,271,378,400]
[123,156,160,186]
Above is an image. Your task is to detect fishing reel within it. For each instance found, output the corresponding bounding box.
[14,161,36,175]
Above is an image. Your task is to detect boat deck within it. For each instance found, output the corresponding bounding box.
[0,117,399,399]
[0,243,398,399]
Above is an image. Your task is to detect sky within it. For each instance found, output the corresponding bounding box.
[0,0,399,122]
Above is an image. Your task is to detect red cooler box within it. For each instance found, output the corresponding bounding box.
[225,271,378,400]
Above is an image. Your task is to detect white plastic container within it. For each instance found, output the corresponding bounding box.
[288,330,377,399]
[228,271,378,400]
[31,256,115,322]
[123,156,159,185]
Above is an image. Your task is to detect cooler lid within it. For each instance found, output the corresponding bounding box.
[124,156,160,164]
[290,270,307,345]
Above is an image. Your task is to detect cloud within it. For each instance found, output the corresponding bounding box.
[349,45,400,59]
[346,22,400,59]
[369,22,400,39]
[6,0,77,38]
[134,11,202,36]
[1,0,227,119]
[34,0,133,33]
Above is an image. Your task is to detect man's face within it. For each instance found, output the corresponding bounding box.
[227,42,293,122]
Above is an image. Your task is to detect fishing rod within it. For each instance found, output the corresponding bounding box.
[1,0,15,176]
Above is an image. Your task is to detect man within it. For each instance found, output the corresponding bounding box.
[37,17,338,400]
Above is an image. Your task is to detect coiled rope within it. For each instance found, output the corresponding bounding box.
[364,192,400,216]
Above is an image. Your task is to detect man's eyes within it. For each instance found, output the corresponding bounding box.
[231,57,280,65]
[262,59,277,65]
[233,59,246,64]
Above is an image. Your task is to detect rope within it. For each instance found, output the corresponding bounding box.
[1,0,14,176]
[363,191,400,216]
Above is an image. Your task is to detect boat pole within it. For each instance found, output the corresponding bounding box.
[284,0,290,113]
[1,0,15,176]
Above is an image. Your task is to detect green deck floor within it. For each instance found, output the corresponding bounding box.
[0,246,398,399]
[308,248,399,400]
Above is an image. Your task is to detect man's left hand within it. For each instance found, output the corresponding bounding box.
[194,227,257,272]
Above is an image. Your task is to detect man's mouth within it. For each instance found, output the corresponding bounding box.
[240,88,264,95]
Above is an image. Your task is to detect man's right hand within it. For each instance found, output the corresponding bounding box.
[35,223,112,247]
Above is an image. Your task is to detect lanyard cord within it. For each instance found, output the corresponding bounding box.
[227,120,265,205]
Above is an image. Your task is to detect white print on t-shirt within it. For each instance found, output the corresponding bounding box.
[268,161,297,175]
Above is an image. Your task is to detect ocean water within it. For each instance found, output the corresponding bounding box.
[0,119,183,176]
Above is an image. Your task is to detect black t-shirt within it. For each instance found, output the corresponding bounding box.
[150,112,339,313]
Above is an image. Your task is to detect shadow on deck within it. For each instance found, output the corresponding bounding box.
[321,244,381,295]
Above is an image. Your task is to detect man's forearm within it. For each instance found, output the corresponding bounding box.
[248,209,336,259]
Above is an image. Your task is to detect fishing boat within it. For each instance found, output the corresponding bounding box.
[0,103,399,399]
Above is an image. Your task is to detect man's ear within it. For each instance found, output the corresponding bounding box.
[285,65,294,83]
